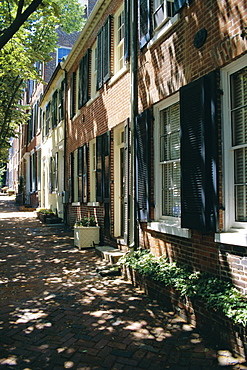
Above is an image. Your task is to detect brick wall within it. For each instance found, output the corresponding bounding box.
[64,0,247,293]
[136,0,247,294]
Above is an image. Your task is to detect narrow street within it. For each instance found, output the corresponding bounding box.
[0,196,246,370]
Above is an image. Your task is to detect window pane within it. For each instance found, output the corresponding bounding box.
[231,66,247,222]
[162,161,180,217]
[160,101,180,217]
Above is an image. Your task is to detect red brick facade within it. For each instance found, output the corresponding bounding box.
[63,0,247,294]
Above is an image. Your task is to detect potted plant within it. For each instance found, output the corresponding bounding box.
[37,208,62,224]
[74,216,100,249]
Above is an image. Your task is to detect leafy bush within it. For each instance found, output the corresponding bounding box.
[75,216,97,227]
[119,248,247,326]
[37,208,54,215]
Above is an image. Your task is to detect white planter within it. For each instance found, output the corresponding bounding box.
[74,226,100,249]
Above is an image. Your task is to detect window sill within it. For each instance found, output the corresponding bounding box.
[147,221,191,239]
[86,92,100,107]
[87,202,100,207]
[109,63,130,86]
[215,228,247,247]
[148,14,179,49]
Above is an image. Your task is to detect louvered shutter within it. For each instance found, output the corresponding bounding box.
[96,135,103,202]
[51,90,57,128]
[78,58,83,109]
[124,0,130,61]
[69,152,74,203]
[103,131,111,232]
[103,16,112,84]
[70,74,74,118]
[82,50,90,106]
[82,144,88,203]
[78,147,83,202]
[59,79,65,121]
[135,109,151,222]
[102,131,110,202]
[124,119,130,244]
[96,29,103,91]
[174,0,191,14]
[139,0,151,49]
[180,70,218,232]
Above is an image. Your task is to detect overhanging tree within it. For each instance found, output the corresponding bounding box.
[0,0,85,160]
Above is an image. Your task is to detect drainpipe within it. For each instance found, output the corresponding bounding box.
[62,68,68,225]
[129,0,138,251]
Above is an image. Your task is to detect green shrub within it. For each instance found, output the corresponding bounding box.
[75,216,97,227]
[38,208,54,215]
[119,248,247,326]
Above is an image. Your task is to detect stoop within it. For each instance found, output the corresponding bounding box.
[95,245,126,264]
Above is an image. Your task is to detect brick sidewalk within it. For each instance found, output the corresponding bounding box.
[0,197,246,369]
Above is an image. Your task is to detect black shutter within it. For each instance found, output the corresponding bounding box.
[103,131,111,232]
[96,135,103,202]
[102,131,110,201]
[174,0,191,14]
[103,16,112,84]
[82,144,88,203]
[82,50,90,106]
[78,58,83,109]
[180,70,218,232]
[51,90,57,128]
[96,29,103,91]
[59,79,65,121]
[70,74,73,118]
[124,0,130,61]
[69,152,74,203]
[124,119,130,244]
[138,0,151,49]
[79,50,91,108]
[78,147,83,202]
[135,109,151,222]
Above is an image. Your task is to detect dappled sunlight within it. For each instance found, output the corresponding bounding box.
[0,199,246,368]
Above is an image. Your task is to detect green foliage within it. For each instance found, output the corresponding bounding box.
[119,248,247,326]
[37,208,54,214]
[75,216,97,227]
[0,0,85,161]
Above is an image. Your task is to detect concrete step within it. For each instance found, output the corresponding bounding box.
[95,245,126,264]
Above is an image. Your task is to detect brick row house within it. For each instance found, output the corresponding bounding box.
[10,0,247,320]
[43,0,247,295]
[13,1,97,208]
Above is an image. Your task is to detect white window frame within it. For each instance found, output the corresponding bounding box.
[114,4,124,75]
[153,0,174,31]
[216,54,247,246]
[148,93,190,238]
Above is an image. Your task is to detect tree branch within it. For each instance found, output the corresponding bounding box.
[0,0,43,50]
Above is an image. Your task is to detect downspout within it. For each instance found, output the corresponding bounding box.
[129,0,138,251]
[62,68,68,225]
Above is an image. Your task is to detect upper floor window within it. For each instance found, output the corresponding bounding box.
[153,0,174,30]
[96,16,112,90]
[57,47,71,64]
[114,5,124,74]
[78,49,90,108]
[91,42,97,98]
